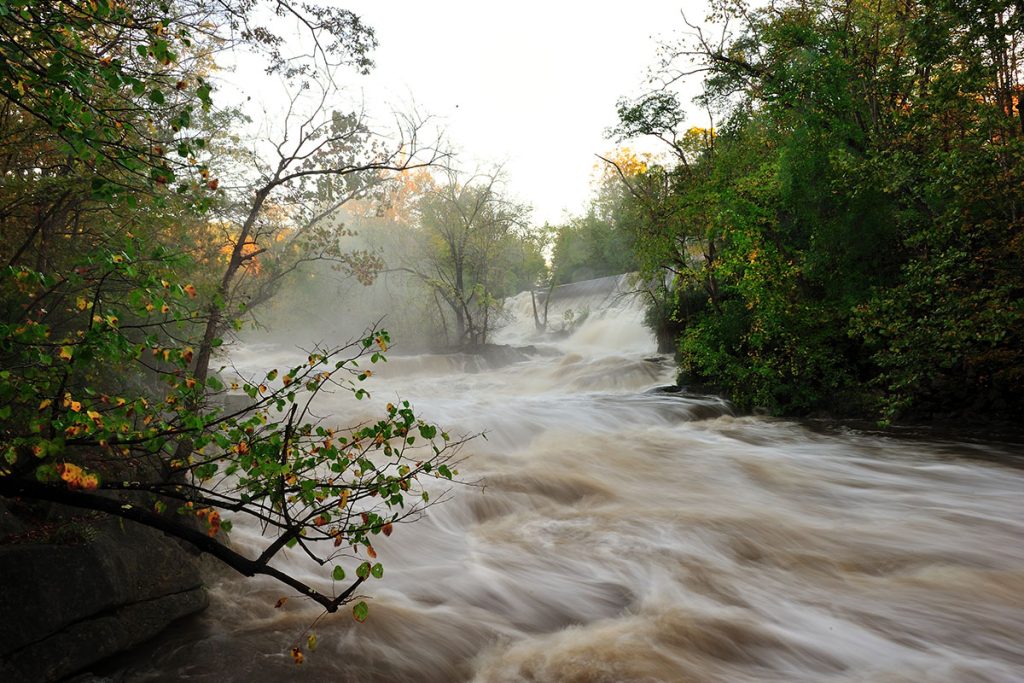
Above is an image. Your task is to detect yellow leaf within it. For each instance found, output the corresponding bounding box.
[38,399,52,411]
[59,346,73,361]
[306,633,317,652]
[69,401,82,412]
[76,297,89,311]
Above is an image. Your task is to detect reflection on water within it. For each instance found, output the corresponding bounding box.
[114,276,1024,683]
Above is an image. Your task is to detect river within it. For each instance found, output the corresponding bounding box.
[111,275,1024,682]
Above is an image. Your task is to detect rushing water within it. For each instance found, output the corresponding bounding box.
[113,275,1024,683]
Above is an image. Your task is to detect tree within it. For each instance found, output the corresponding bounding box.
[611,0,1023,418]
[548,150,641,287]
[394,167,541,348]
[0,0,461,641]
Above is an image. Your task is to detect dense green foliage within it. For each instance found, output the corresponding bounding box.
[0,0,460,639]
[611,0,1024,421]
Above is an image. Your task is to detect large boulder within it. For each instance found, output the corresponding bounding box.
[0,511,207,682]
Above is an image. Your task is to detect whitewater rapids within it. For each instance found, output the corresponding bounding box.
[112,275,1023,683]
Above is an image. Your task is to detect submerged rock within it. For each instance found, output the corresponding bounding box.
[469,343,538,369]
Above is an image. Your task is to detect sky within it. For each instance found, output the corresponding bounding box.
[222,1,711,226]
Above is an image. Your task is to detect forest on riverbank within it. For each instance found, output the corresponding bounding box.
[554,0,1023,423]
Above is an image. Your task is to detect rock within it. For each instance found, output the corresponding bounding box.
[471,344,537,369]
[0,501,25,537]
[0,517,207,683]
[645,384,683,394]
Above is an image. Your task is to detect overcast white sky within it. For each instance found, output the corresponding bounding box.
[223,1,711,225]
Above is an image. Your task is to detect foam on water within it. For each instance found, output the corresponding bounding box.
[112,275,1024,683]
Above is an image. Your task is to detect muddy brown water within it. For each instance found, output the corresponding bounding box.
[107,277,1024,683]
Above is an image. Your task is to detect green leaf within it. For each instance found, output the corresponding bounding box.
[356,561,371,579]
[370,563,383,579]
[332,565,345,581]
[352,601,368,623]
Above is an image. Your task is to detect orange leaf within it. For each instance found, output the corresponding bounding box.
[366,545,377,559]
[274,597,288,609]
[207,510,221,537]
[382,523,393,537]
[290,647,303,665]
[59,463,84,487]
